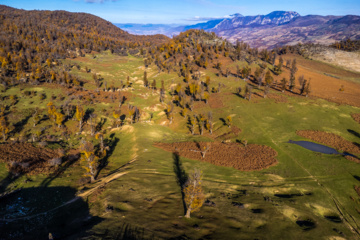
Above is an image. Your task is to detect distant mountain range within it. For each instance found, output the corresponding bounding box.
[115,11,360,49]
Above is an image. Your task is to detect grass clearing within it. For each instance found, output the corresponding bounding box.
[1,52,360,239]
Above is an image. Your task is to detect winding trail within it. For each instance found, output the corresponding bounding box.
[0,157,137,223]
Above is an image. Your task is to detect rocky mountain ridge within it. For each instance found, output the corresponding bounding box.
[117,11,360,49]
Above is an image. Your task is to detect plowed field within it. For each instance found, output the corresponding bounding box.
[154,141,278,171]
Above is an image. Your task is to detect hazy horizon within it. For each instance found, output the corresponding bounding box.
[1,0,360,24]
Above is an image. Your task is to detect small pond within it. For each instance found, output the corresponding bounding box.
[288,140,358,158]
[288,140,340,154]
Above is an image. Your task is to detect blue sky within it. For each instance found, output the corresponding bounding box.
[2,0,360,24]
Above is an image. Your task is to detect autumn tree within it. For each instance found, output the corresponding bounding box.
[32,108,41,127]
[303,80,311,97]
[184,169,205,218]
[244,84,253,101]
[207,112,213,134]
[189,115,195,135]
[80,141,99,183]
[113,109,121,128]
[166,102,174,124]
[95,132,106,157]
[55,111,64,128]
[264,70,273,86]
[226,115,232,128]
[143,71,148,87]
[0,116,9,142]
[88,113,96,136]
[47,102,56,122]
[76,105,85,132]
[280,77,287,92]
[289,72,295,92]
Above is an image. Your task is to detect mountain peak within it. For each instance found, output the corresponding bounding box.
[230,13,243,18]
[213,10,301,31]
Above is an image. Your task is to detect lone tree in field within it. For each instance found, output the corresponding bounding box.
[113,109,121,128]
[166,102,174,124]
[244,84,253,101]
[184,169,205,218]
[280,77,287,92]
[32,108,41,127]
[303,80,311,97]
[226,115,232,128]
[0,116,9,142]
[76,105,85,132]
[143,71,148,87]
[80,141,99,183]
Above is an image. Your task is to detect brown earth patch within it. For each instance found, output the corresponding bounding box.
[296,130,360,154]
[209,93,224,108]
[278,54,360,107]
[153,141,278,171]
[345,155,360,164]
[351,113,360,124]
[0,143,60,175]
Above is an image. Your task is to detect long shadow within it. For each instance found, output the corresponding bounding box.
[0,186,103,240]
[40,153,80,187]
[95,118,107,132]
[173,152,188,215]
[0,172,23,194]
[11,114,32,135]
[353,175,360,182]
[219,118,227,126]
[95,137,120,179]
[232,92,244,99]
[84,108,95,124]
[348,129,360,139]
[114,222,155,240]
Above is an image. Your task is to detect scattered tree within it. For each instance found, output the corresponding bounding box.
[184,169,205,218]
[80,141,99,183]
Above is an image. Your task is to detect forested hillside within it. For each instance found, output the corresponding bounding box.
[0,5,168,87]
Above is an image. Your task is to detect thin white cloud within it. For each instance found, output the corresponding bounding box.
[184,15,231,21]
[84,0,118,3]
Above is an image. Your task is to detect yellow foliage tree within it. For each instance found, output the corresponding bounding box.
[226,115,232,128]
[80,141,99,183]
[0,117,9,142]
[184,169,205,218]
[113,109,121,128]
[47,102,56,122]
[55,111,64,128]
[76,105,85,131]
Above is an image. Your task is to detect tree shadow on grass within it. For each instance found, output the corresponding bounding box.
[219,118,227,126]
[348,129,360,139]
[113,222,155,240]
[95,118,107,132]
[40,153,80,187]
[11,113,32,135]
[353,175,360,182]
[173,151,188,215]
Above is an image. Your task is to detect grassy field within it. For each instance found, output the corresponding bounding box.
[1,51,360,239]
